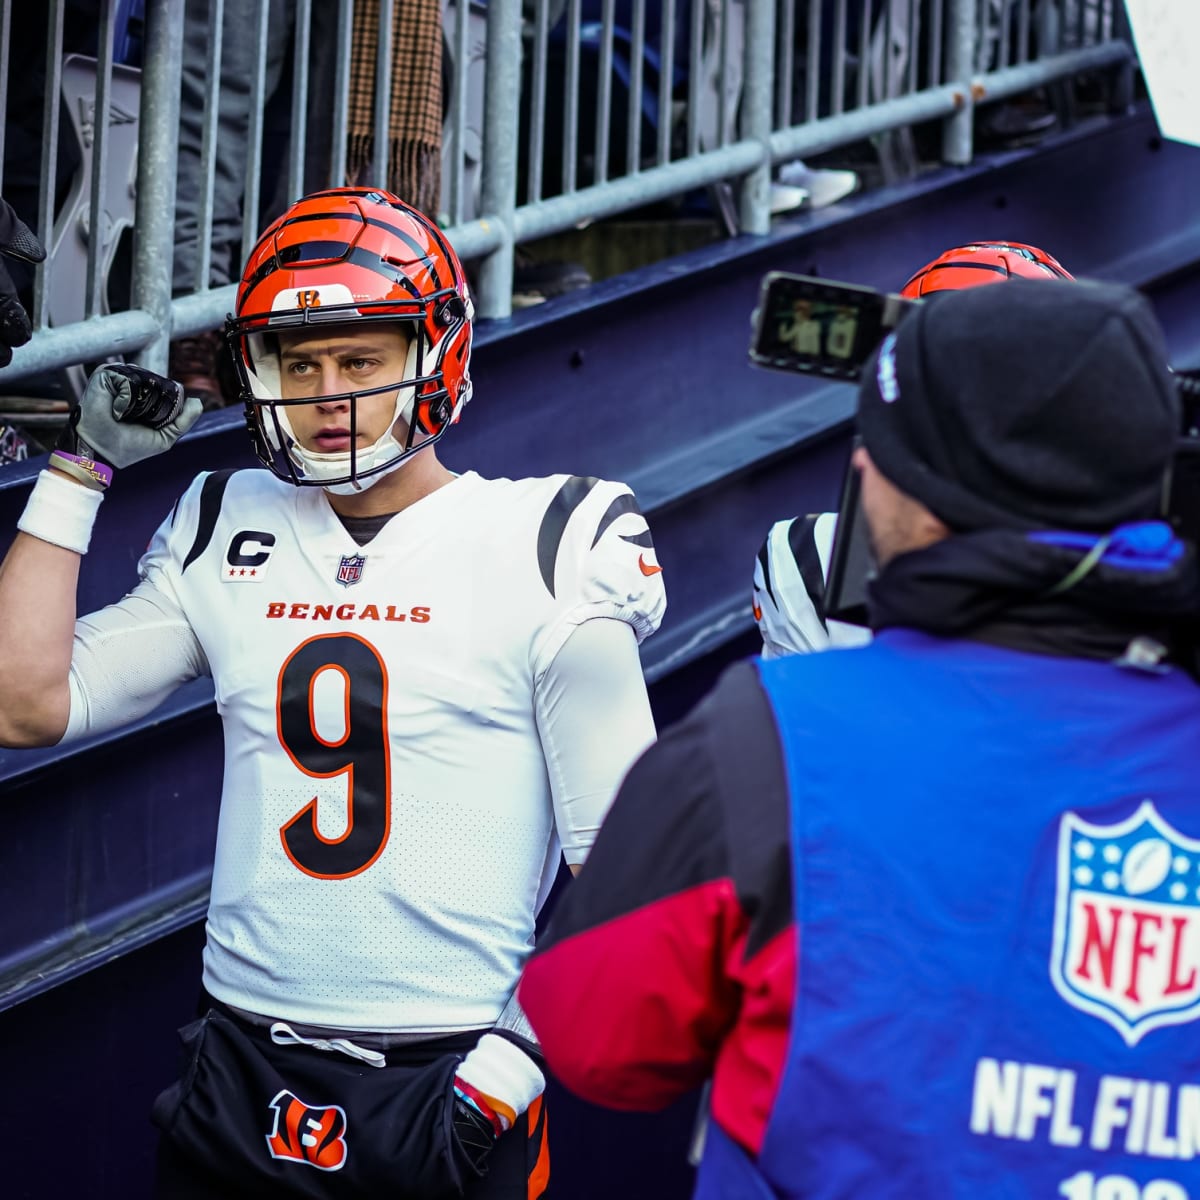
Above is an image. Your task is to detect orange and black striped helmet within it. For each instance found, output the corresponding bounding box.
[225,187,474,492]
[900,241,1073,298]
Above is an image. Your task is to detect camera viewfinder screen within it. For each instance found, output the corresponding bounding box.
[750,274,889,381]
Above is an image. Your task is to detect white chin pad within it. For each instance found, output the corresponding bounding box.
[276,386,414,489]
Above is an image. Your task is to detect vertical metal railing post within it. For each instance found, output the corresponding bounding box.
[776,0,796,128]
[563,0,582,194]
[927,0,945,87]
[738,0,774,234]
[241,2,271,264]
[685,0,703,155]
[0,0,13,193]
[657,0,676,164]
[1108,0,1134,114]
[86,0,118,319]
[941,0,976,165]
[287,0,313,204]
[194,0,225,295]
[372,0,396,188]
[476,0,523,319]
[528,0,551,202]
[131,0,184,373]
[831,0,849,115]
[32,1,65,331]
[857,0,873,110]
[594,0,615,183]
[447,0,469,221]
[328,0,354,187]
[806,0,822,121]
[625,0,646,174]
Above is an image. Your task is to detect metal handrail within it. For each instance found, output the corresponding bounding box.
[0,0,1133,384]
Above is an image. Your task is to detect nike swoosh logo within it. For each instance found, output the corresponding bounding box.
[638,554,663,576]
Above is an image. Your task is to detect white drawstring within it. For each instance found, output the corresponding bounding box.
[269,1021,387,1069]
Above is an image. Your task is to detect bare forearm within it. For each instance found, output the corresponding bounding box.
[0,528,81,745]
[0,367,204,746]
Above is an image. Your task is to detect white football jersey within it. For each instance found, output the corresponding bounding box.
[136,468,665,1032]
[752,513,871,658]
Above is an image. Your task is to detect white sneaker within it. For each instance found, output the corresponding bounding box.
[777,160,859,208]
[769,182,809,215]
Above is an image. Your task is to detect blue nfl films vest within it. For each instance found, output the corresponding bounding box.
[694,630,1200,1200]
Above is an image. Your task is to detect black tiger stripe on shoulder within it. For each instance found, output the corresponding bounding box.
[757,539,776,606]
[787,514,829,631]
[620,528,654,549]
[182,470,237,574]
[537,476,599,597]
[590,490,645,549]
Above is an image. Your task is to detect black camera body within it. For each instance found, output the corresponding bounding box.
[749,271,1200,627]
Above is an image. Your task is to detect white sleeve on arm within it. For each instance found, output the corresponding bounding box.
[534,616,656,867]
[63,574,209,742]
[754,513,871,658]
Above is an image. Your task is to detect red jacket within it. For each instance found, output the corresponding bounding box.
[519,662,796,1157]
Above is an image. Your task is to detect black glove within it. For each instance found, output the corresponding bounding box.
[0,199,46,368]
[55,363,203,478]
[448,1029,545,1185]
[450,1092,499,1180]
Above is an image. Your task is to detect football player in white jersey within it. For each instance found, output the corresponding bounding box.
[0,189,665,1198]
[754,241,1072,658]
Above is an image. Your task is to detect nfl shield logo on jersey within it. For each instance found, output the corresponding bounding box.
[336,554,366,587]
[1051,800,1200,1045]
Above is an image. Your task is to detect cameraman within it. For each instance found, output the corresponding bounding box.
[753,240,1072,656]
[518,278,1200,1197]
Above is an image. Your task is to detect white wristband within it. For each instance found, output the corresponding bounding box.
[17,468,105,555]
[455,1032,546,1128]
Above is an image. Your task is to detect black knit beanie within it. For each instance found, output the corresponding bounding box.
[855,278,1179,532]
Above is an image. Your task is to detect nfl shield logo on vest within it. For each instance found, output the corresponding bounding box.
[336,554,366,587]
[1051,800,1200,1045]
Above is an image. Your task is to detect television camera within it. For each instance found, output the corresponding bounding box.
[749,271,1200,627]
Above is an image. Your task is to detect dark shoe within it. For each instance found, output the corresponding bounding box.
[977,100,1058,148]
[169,330,227,411]
[512,254,592,309]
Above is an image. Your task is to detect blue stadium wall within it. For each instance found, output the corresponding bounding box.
[2,106,1200,1197]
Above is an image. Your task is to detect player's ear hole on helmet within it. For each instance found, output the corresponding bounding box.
[416,395,453,434]
[435,296,468,327]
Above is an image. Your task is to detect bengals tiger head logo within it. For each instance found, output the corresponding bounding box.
[265,1089,348,1172]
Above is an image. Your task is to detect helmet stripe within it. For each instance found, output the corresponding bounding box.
[359,215,445,292]
[270,201,449,292]
[346,246,424,296]
[424,222,462,289]
[907,260,1010,286]
[242,243,424,299]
